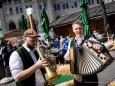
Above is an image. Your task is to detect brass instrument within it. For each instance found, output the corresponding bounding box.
[37,45,61,84]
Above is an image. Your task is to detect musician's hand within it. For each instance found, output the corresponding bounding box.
[35,59,48,68]
[72,74,82,82]
[93,43,103,52]
[64,54,70,61]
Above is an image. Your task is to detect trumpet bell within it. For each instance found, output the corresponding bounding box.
[47,75,61,84]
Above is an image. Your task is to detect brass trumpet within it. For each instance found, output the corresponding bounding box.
[37,45,61,84]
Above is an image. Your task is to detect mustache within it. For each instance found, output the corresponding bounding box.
[27,44,35,50]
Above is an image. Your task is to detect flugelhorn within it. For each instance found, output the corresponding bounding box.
[37,45,61,84]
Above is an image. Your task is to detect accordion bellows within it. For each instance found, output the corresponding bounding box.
[70,40,114,75]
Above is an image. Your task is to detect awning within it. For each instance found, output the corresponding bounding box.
[4,29,22,39]
[50,1,115,28]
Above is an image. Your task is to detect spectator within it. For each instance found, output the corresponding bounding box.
[56,38,68,64]
[0,39,14,85]
[93,30,106,43]
[2,40,12,77]
[0,39,5,80]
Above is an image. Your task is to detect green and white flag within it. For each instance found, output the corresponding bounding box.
[80,0,92,36]
[40,8,50,41]
[0,20,3,38]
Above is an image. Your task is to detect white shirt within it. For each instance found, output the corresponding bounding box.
[9,44,45,86]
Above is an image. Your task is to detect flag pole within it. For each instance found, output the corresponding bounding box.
[26,8,35,31]
[100,0,110,42]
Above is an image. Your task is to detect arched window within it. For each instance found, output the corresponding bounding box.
[9,21,16,30]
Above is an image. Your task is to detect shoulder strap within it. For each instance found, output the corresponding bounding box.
[80,35,91,46]
[17,47,22,58]
[70,38,76,48]
[34,50,39,60]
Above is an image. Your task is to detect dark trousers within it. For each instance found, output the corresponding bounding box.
[74,74,98,86]
[5,66,12,77]
[0,65,5,80]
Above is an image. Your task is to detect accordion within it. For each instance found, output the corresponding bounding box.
[70,40,114,76]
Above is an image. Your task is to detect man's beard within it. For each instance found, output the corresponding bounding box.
[27,44,35,50]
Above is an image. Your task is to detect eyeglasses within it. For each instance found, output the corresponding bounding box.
[28,37,38,43]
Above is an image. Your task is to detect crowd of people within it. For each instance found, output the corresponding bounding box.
[0,19,114,86]
[37,34,73,64]
[0,39,19,79]
[0,38,19,85]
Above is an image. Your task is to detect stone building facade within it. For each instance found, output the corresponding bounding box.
[0,0,113,33]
